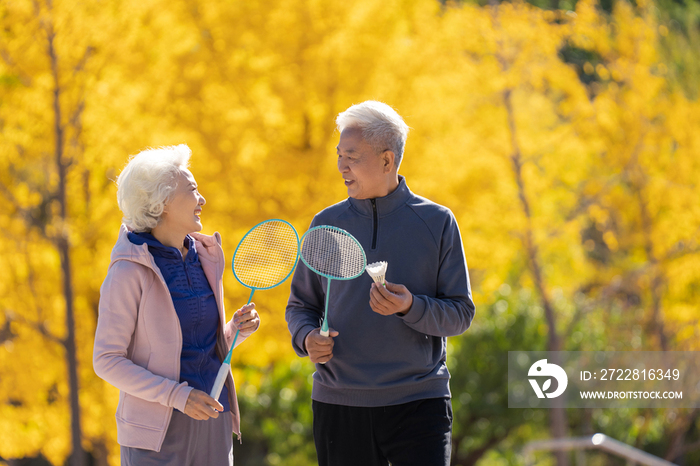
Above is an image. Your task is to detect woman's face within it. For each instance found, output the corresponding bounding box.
[160,168,206,235]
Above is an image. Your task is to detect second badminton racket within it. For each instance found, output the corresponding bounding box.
[300,225,366,338]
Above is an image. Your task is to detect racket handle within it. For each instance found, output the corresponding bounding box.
[230,329,240,353]
[319,279,331,357]
[210,362,231,401]
[318,328,329,364]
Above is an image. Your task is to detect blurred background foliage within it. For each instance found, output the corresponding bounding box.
[1,0,699,464]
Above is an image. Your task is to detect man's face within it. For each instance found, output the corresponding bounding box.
[336,127,388,200]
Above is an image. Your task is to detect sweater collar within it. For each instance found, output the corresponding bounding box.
[347,175,411,218]
[110,225,224,284]
[128,231,197,262]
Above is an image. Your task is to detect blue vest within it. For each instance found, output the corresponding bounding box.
[128,232,230,412]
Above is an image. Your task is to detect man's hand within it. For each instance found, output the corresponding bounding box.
[369,281,413,316]
[234,303,260,338]
[304,327,339,364]
[184,389,223,420]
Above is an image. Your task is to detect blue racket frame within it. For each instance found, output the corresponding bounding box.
[227,218,300,362]
[211,219,300,401]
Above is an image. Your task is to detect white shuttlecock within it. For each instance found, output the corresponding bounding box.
[365,261,388,286]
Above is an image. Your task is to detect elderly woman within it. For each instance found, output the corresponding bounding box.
[94,144,259,465]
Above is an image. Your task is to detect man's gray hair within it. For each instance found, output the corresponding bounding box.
[336,101,409,169]
[116,144,191,232]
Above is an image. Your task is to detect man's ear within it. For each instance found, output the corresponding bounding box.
[382,150,396,172]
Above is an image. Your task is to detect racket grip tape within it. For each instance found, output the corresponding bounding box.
[319,327,330,363]
[210,362,231,400]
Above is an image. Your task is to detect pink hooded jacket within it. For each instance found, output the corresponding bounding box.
[93,225,246,451]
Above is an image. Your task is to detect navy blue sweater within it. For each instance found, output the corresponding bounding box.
[128,232,230,412]
[286,176,475,407]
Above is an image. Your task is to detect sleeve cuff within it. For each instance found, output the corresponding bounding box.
[397,295,426,324]
[294,324,317,357]
[172,384,194,413]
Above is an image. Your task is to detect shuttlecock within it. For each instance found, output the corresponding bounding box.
[365,261,388,286]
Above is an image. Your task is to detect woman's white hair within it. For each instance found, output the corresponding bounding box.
[336,101,410,168]
[116,144,191,232]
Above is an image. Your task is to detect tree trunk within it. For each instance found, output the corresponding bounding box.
[503,88,569,466]
[46,12,87,466]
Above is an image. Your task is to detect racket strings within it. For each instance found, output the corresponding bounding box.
[301,227,365,279]
[233,221,299,289]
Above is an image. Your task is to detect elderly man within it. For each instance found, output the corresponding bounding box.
[286,101,475,466]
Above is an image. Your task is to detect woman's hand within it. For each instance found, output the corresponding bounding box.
[184,389,223,420]
[234,303,260,338]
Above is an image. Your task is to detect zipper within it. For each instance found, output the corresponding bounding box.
[371,199,378,249]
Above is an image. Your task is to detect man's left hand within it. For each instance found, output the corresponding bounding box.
[369,281,413,316]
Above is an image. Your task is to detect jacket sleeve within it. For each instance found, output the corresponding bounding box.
[285,221,326,357]
[285,260,327,357]
[398,212,475,337]
[224,314,250,350]
[93,261,193,412]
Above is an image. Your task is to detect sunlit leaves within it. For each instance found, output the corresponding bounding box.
[2,0,699,464]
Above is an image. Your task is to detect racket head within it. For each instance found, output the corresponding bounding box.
[300,225,367,280]
[232,219,300,291]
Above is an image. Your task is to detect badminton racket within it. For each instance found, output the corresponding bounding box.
[210,219,300,400]
[300,225,366,339]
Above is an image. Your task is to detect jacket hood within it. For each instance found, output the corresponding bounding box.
[110,225,159,270]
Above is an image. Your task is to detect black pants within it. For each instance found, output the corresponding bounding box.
[312,398,452,466]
